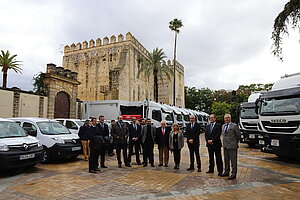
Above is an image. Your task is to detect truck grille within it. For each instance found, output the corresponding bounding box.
[261,121,300,133]
[242,122,258,130]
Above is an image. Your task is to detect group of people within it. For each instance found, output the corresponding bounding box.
[78,113,241,180]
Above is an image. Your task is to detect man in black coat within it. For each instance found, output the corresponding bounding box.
[186,115,202,172]
[141,118,156,167]
[87,117,103,173]
[111,116,131,168]
[78,119,90,161]
[97,115,110,168]
[156,121,171,167]
[128,118,142,165]
[205,114,223,176]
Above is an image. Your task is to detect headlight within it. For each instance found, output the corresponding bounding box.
[0,143,9,151]
[52,138,65,144]
[37,142,42,147]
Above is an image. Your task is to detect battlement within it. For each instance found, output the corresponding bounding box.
[167,60,184,73]
[64,32,150,57]
[46,63,78,81]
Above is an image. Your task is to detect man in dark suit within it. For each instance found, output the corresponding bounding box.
[97,115,110,168]
[111,116,131,168]
[141,118,156,167]
[156,121,170,167]
[87,117,102,173]
[186,115,201,172]
[128,118,142,165]
[220,114,241,180]
[205,114,223,176]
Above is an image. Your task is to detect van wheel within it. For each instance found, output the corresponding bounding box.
[41,149,51,163]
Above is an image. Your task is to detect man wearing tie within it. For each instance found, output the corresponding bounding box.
[156,121,171,167]
[97,115,110,168]
[128,118,142,165]
[205,114,223,176]
[220,114,241,180]
[111,116,131,168]
[186,115,202,172]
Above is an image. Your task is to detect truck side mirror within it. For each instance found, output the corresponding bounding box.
[255,99,260,114]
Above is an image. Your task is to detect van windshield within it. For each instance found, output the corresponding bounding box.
[260,96,300,116]
[37,122,71,135]
[75,121,84,127]
[0,121,27,138]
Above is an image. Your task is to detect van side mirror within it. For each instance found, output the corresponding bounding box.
[28,130,37,137]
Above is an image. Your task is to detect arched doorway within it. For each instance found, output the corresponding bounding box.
[54,91,70,118]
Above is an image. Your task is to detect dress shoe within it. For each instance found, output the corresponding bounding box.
[151,164,155,167]
[164,164,168,167]
[158,164,163,167]
[218,173,223,176]
[101,166,108,168]
[125,163,132,167]
[187,167,195,171]
[228,175,236,180]
[118,164,122,168]
[206,171,214,174]
[220,173,229,177]
[137,162,142,165]
[95,168,101,171]
[143,163,148,167]
[197,168,201,172]
[89,170,97,173]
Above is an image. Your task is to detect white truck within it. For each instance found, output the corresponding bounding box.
[256,72,300,159]
[83,100,173,127]
[238,93,263,147]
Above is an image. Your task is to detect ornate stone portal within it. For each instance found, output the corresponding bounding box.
[43,63,80,119]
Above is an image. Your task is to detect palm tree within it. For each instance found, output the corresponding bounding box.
[0,50,22,88]
[169,18,183,106]
[137,48,173,102]
[272,0,300,60]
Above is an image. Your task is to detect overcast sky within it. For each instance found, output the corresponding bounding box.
[0,0,299,91]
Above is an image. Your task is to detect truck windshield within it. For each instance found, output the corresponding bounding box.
[37,122,71,135]
[176,114,183,121]
[184,115,190,121]
[0,121,27,138]
[260,96,300,116]
[163,112,173,122]
[240,107,258,119]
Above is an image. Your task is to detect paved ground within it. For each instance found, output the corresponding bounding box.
[1,135,300,200]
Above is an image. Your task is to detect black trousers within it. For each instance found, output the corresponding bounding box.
[207,144,223,173]
[143,143,154,164]
[107,142,114,155]
[173,148,181,164]
[115,143,128,165]
[128,141,141,163]
[188,143,201,168]
[89,147,100,171]
[100,145,107,167]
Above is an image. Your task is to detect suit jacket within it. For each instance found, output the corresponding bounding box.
[222,122,241,149]
[97,122,110,143]
[155,126,171,147]
[87,125,103,149]
[128,123,141,143]
[186,122,201,144]
[169,131,184,150]
[111,121,129,144]
[141,125,156,144]
[205,123,222,147]
[78,125,89,140]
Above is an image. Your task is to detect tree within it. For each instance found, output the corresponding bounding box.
[32,72,45,94]
[272,0,300,60]
[211,102,231,123]
[185,86,214,113]
[137,48,173,102]
[169,18,183,106]
[0,50,22,88]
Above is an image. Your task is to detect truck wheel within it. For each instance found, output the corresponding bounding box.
[41,149,51,163]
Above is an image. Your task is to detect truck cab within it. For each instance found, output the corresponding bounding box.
[256,72,300,159]
[9,118,82,163]
[0,118,43,170]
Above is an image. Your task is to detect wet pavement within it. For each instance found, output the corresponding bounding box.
[1,135,300,200]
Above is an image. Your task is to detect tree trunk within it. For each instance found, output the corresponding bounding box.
[154,69,159,102]
[173,32,178,106]
[2,68,8,88]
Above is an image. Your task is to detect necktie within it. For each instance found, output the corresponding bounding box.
[210,124,214,135]
[191,123,194,129]
[162,128,165,135]
[224,123,229,134]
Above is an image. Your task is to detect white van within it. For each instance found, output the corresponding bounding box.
[0,118,43,170]
[55,119,85,134]
[9,118,81,163]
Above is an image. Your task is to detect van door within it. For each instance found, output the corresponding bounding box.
[22,122,38,137]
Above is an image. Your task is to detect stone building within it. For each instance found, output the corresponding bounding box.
[63,32,185,107]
